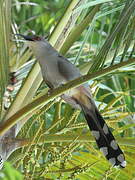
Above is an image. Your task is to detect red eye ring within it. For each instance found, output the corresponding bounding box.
[33,36,42,41]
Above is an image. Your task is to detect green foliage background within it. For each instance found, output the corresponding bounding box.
[0,0,135,179]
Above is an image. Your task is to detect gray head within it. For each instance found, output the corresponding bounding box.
[16,34,53,58]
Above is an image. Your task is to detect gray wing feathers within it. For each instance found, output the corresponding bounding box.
[57,55,81,81]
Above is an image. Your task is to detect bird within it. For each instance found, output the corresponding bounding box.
[16,34,126,168]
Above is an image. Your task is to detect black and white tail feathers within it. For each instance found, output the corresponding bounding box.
[79,101,126,168]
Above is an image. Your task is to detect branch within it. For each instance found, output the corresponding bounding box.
[60,5,100,54]
[0,58,135,136]
[19,134,135,147]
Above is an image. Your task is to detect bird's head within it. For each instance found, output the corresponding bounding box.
[16,34,51,58]
[16,34,43,41]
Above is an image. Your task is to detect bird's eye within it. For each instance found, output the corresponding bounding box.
[33,36,42,41]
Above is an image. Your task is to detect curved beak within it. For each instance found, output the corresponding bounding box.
[15,34,34,41]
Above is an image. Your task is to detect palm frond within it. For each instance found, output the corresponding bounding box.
[0,0,135,179]
[0,0,11,117]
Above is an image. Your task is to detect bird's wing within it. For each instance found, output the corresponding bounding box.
[57,55,81,81]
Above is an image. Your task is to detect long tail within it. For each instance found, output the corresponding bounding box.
[75,96,126,168]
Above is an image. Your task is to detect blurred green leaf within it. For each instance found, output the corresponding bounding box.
[0,162,23,180]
